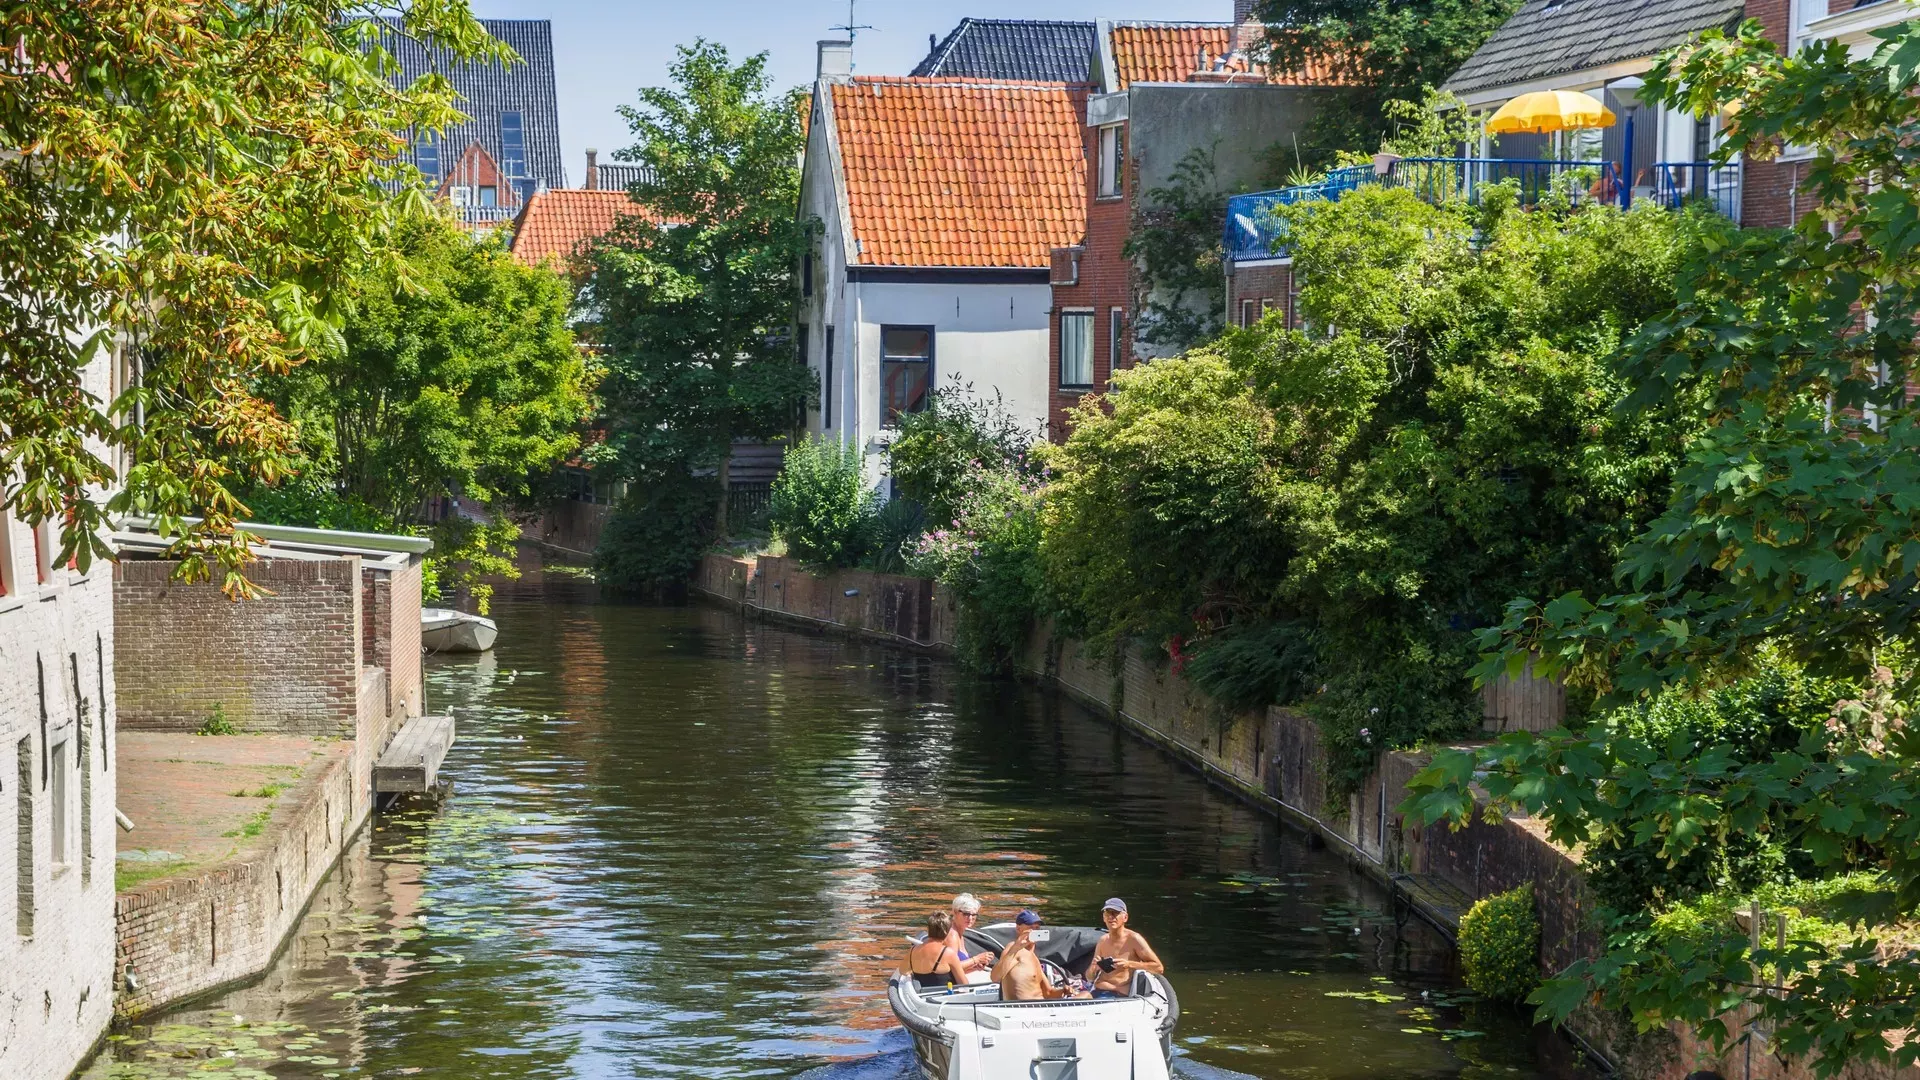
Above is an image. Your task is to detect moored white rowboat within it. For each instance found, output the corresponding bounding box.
[421,608,497,653]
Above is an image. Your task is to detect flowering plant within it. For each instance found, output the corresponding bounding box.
[909,463,1047,671]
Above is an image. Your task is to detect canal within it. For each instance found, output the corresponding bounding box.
[85,580,1591,1080]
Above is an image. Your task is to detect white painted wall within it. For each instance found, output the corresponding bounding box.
[843,280,1051,461]
[0,336,118,1080]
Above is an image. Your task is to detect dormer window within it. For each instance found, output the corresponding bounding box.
[500,111,527,177]
[415,132,440,181]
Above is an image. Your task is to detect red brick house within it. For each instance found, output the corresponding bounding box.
[1045,3,1351,440]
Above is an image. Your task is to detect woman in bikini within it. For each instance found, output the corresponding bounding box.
[901,911,968,989]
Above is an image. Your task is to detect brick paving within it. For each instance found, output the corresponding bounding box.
[116,732,352,879]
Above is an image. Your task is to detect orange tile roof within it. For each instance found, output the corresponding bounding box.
[510,189,655,269]
[1109,22,1356,88]
[829,76,1087,269]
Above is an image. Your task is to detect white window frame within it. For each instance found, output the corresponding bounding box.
[1060,310,1095,388]
[1097,126,1123,199]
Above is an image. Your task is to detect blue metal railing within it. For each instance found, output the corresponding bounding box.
[1225,166,1374,263]
[1651,161,1743,220]
[1383,158,1624,209]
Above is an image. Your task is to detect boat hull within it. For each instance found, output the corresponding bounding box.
[421,608,498,653]
[888,962,1175,1080]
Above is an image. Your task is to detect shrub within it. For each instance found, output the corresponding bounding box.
[887,378,1037,527]
[862,497,927,574]
[769,436,875,569]
[1458,883,1540,1003]
[595,474,719,594]
[1183,620,1318,714]
[910,464,1045,671]
[1039,352,1287,651]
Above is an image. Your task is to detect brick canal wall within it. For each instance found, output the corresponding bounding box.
[110,551,425,1022]
[115,558,364,736]
[696,554,957,650]
[693,553,1899,1080]
[112,740,355,1019]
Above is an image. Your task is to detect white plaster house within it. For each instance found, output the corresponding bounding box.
[797,41,1087,484]
[0,338,123,1079]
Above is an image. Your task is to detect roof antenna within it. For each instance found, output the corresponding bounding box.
[830,0,876,66]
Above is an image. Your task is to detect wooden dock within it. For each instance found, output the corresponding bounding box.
[374,715,456,795]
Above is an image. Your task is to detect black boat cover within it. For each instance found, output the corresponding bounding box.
[962,924,1104,979]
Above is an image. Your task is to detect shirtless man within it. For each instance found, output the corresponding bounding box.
[990,910,1083,1001]
[1084,898,1165,997]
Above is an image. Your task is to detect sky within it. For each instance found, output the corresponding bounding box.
[467,0,1230,186]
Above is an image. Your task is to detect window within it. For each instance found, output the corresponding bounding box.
[74,654,90,886]
[1098,126,1123,198]
[0,508,13,598]
[499,111,527,177]
[797,324,809,366]
[881,327,933,424]
[1109,307,1125,381]
[1059,312,1094,388]
[415,132,440,181]
[1239,299,1259,328]
[50,741,66,868]
[33,519,55,584]
[803,253,814,298]
[477,186,498,208]
[824,327,835,429]
[15,736,31,936]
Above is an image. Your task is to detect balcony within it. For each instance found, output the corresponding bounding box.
[1225,157,1740,263]
[1650,161,1742,221]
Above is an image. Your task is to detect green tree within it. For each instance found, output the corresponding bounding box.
[1405,20,1920,1074]
[1126,147,1228,351]
[253,214,591,609]
[1044,185,1706,791]
[585,40,816,542]
[0,1,507,593]
[1258,0,1523,166]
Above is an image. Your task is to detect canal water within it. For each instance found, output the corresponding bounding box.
[84,580,1591,1080]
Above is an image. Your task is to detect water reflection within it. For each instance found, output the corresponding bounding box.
[85,583,1590,1079]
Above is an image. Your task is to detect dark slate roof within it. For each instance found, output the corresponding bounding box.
[1444,0,1743,96]
[376,19,567,193]
[593,163,655,191]
[910,19,1097,83]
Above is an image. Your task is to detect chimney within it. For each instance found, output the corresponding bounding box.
[817,39,853,81]
[1231,0,1265,58]
[929,33,937,53]
[585,148,598,190]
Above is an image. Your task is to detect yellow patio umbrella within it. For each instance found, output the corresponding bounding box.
[1484,90,1616,135]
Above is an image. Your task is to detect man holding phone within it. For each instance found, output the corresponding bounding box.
[990,909,1083,1001]
[1086,898,1165,998]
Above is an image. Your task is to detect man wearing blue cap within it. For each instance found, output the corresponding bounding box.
[990,909,1084,1001]
[1086,897,1164,998]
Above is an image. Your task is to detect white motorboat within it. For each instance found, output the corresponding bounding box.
[421,607,497,653]
[888,923,1178,1080]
